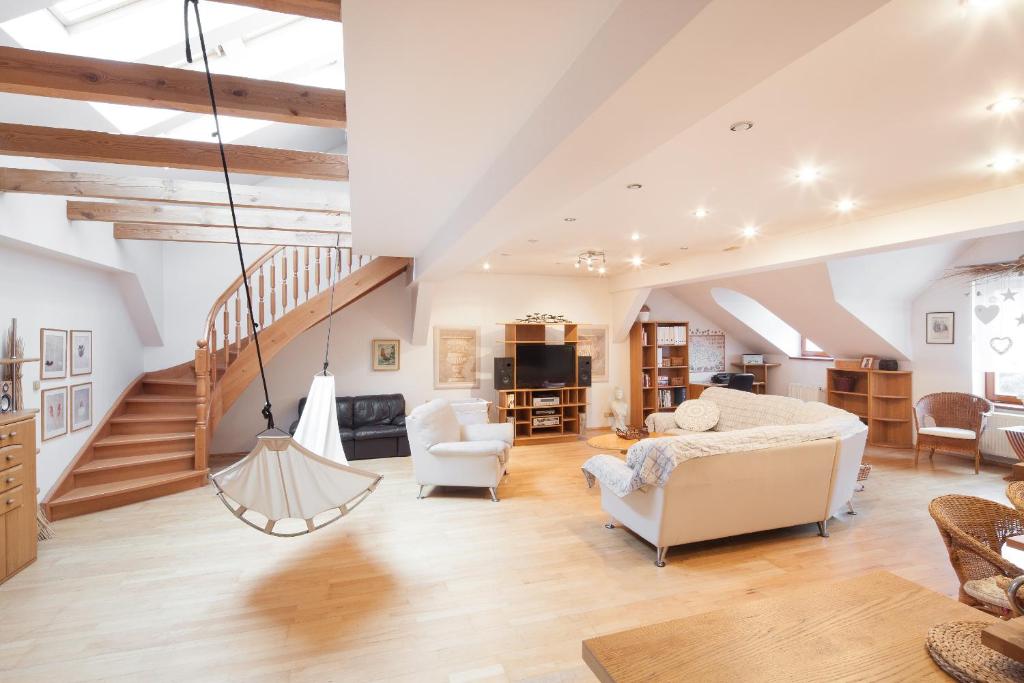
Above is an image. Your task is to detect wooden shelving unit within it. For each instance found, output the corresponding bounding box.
[629,320,689,426]
[729,361,780,395]
[496,322,588,445]
[826,360,913,449]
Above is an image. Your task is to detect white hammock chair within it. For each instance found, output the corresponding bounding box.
[185,1,380,537]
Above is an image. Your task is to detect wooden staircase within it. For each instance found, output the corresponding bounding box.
[44,247,411,521]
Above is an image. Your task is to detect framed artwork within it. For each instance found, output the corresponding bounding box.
[70,330,93,376]
[860,356,875,370]
[689,332,726,373]
[40,328,67,380]
[577,325,609,383]
[434,327,479,389]
[70,382,93,432]
[372,339,400,371]
[926,312,955,344]
[41,386,68,441]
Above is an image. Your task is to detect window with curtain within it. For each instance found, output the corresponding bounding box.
[973,274,1024,405]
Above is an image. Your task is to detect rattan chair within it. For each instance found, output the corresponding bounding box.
[913,393,994,474]
[1007,482,1024,512]
[928,494,1024,617]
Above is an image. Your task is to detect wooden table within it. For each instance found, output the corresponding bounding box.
[586,432,667,453]
[1008,535,1024,552]
[582,571,996,682]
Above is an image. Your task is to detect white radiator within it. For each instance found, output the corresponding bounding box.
[788,383,822,402]
[982,412,1024,459]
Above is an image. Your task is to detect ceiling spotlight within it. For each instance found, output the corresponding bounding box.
[528,238,539,244]
[564,217,576,222]
[500,252,511,257]
[741,225,759,239]
[626,183,643,190]
[988,153,1021,172]
[987,96,1024,114]
[835,198,856,213]
[630,231,640,241]
[795,167,820,183]
[693,207,709,219]
[730,121,754,132]
[598,266,607,275]
[574,261,580,269]
[482,262,491,271]
[630,255,643,267]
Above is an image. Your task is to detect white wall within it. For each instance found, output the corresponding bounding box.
[0,243,146,496]
[213,272,630,453]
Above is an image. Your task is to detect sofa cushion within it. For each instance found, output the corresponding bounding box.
[339,428,355,441]
[919,426,976,440]
[336,397,354,429]
[354,424,406,440]
[673,399,720,432]
[701,387,806,431]
[353,395,399,427]
[408,399,461,449]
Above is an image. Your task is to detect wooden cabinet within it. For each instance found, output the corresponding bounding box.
[826,363,913,449]
[0,411,38,584]
[629,321,689,426]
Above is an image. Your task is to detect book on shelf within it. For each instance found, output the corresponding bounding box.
[673,325,686,344]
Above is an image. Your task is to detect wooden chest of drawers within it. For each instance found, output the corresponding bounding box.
[0,411,38,584]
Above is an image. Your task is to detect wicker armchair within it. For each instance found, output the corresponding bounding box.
[929,494,1024,616]
[913,392,994,474]
[1008,482,1024,512]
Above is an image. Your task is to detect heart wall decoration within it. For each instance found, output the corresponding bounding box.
[975,304,1000,325]
[990,337,1013,355]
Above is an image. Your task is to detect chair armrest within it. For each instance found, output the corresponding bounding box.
[461,422,514,446]
[393,414,406,427]
[428,440,507,458]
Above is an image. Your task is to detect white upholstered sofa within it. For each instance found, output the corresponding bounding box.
[583,387,867,566]
[406,399,513,501]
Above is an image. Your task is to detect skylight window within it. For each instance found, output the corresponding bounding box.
[49,0,141,27]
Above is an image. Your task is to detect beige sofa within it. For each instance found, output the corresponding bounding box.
[585,387,867,566]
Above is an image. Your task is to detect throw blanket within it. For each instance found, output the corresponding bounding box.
[582,420,848,497]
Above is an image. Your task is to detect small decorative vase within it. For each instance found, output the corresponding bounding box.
[638,305,651,323]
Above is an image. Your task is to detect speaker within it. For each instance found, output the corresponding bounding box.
[578,356,592,387]
[878,359,898,371]
[0,382,11,414]
[494,357,514,390]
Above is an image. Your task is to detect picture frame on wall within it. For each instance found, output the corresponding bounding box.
[860,356,875,370]
[926,311,955,344]
[70,330,93,376]
[70,382,93,432]
[433,327,480,389]
[41,385,68,441]
[40,328,67,380]
[372,339,400,371]
[577,325,609,383]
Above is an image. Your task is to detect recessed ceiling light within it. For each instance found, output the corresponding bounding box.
[630,231,640,241]
[741,225,759,239]
[730,121,754,132]
[563,217,576,222]
[693,207,709,219]
[987,153,1021,172]
[598,266,607,275]
[795,167,820,183]
[630,256,643,267]
[659,262,670,267]
[723,245,741,252]
[500,252,511,257]
[987,96,1024,114]
[528,239,539,244]
[835,198,856,213]
[626,183,643,190]
[679,246,689,250]
[482,262,491,271]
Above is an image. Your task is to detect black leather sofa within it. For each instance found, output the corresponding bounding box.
[288,393,410,460]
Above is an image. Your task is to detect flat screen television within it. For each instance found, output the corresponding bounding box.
[515,344,576,388]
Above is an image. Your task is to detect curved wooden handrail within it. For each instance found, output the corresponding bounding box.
[202,245,280,340]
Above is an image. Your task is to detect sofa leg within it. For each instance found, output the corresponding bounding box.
[847,500,857,515]
[604,517,616,529]
[655,546,668,568]
[417,485,426,499]
[817,520,829,537]
[914,446,920,466]
[488,487,500,502]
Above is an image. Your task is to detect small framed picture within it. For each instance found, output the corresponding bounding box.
[70,382,93,432]
[372,339,400,371]
[860,356,875,370]
[40,328,67,380]
[70,330,93,376]
[742,354,764,365]
[926,312,955,344]
[41,386,68,441]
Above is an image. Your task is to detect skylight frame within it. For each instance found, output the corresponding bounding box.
[49,0,143,28]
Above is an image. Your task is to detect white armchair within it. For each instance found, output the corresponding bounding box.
[406,399,513,501]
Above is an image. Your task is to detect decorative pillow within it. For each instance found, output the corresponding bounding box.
[673,399,720,432]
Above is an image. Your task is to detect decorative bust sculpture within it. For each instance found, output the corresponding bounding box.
[610,386,628,431]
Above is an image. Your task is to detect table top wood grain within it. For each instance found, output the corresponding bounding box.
[582,571,996,682]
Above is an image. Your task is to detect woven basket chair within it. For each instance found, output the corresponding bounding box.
[928,494,1024,617]
[1008,482,1024,512]
[913,393,994,474]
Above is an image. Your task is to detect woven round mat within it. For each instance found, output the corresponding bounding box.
[926,621,1024,682]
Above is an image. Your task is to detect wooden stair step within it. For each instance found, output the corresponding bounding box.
[94,432,195,447]
[125,395,197,404]
[110,414,197,424]
[47,470,208,519]
[75,451,195,473]
[144,378,196,386]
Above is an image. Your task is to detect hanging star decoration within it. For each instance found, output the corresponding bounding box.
[1017,314,1024,327]
[1002,288,1018,301]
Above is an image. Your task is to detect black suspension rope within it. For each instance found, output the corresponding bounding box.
[184,0,275,430]
[321,232,342,375]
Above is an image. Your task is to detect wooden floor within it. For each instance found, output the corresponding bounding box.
[0,440,1016,682]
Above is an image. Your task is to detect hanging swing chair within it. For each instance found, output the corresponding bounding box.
[184,0,381,537]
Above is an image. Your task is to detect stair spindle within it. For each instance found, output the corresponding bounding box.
[292,247,299,308]
[221,305,229,367]
[315,247,322,293]
[303,247,310,303]
[234,294,241,357]
[280,251,288,316]
[270,258,277,322]
[258,264,265,330]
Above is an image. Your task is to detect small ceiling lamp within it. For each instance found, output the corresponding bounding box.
[835,198,856,213]
[626,183,643,190]
[795,166,820,183]
[987,96,1023,114]
[988,153,1021,172]
[482,262,491,271]
[693,207,709,219]
[741,225,759,239]
[630,231,640,241]
[630,255,643,267]
[730,121,754,132]
[575,250,606,273]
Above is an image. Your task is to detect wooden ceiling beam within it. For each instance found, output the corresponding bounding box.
[0,47,344,128]
[212,0,341,22]
[0,123,347,180]
[0,168,346,213]
[68,200,350,231]
[113,223,352,248]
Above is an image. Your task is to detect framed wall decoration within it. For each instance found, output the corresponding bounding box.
[372,339,400,371]
[926,311,955,344]
[41,385,68,441]
[70,382,93,432]
[70,329,93,376]
[860,356,876,370]
[40,328,67,380]
[434,327,479,389]
[577,324,609,383]
[689,332,726,373]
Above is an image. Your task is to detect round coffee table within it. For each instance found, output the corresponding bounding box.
[587,432,668,453]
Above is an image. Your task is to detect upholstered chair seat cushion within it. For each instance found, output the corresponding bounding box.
[918,426,976,440]
[963,576,1011,609]
[673,399,720,432]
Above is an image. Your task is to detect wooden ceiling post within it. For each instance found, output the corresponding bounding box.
[211,0,341,22]
[67,200,350,231]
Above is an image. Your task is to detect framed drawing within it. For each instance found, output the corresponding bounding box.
[577,325,609,383]
[689,332,726,373]
[70,329,93,376]
[926,312,955,344]
[41,385,68,441]
[70,382,93,432]
[860,356,876,370]
[434,327,479,389]
[372,339,400,371]
[40,328,67,380]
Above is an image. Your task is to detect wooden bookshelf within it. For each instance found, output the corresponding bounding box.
[629,320,690,426]
[730,362,780,395]
[826,360,912,449]
[496,322,589,445]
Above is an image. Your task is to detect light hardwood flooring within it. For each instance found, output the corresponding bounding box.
[0,440,1017,682]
